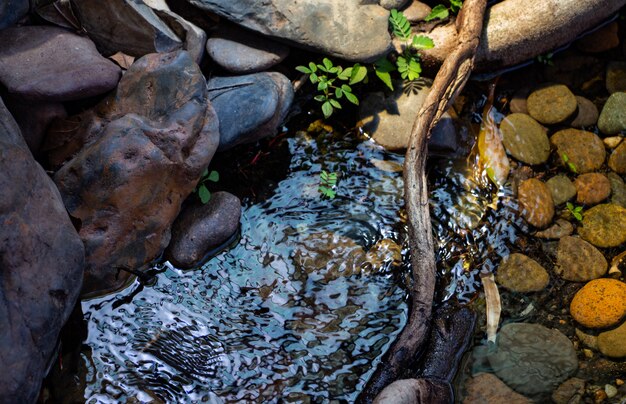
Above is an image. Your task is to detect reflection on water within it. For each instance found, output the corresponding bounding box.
[80,129,408,402]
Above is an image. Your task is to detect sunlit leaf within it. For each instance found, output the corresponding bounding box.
[412,35,434,50]
[329,99,342,109]
[389,9,412,40]
[295,65,311,74]
[349,65,367,85]
[344,91,359,105]
[425,4,449,21]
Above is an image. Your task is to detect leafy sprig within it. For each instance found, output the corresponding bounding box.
[561,153,578,174]
[319,170,338,199]
[566,202,583,221]
[195,169,219,204]
[425,0,463,21]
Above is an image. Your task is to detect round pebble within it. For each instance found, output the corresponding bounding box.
[608,172,626,208]
[555,236,607,282]
[518,178,555,229]
[598,92,626,135]
[550,129,606,174]
[570,278,626,329]
[570,96,599,128]
[598,321,626,358]
[500,113,550,165]
[574,173,611,205]
[578,203,626,247]
[527,84,578,125]
[496,253,549,292]
[547,175,577,205]
[609,141,626,174]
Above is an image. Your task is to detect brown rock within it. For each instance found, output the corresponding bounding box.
[464,373,531,404]
[53,51,219,295]
[555,236,608,282]
[500,113,550,165]
[598,320,626,358]
[578,203,626,248]
[546,175,577,205]
[518,178,555,228]
[551,129,606,174]
[552,378,586,404]
[496,253,550,292]
[609,141,626,174]
[0,98,84,402]
[570,96,599,128]
[574,173,611,205]
[527,84,577,125]
[401,1,431,22]
[534,219,574,239]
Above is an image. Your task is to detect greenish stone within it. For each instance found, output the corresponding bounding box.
[500,113,550,165]
[578,203,626,247]
[608,172,626,208]
[496,253,550,292]
[598,92,626,135]
[547,175,577,205]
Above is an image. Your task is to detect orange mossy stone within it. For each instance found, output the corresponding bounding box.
[570,279,626,329]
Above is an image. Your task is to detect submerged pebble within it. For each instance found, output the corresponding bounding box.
[546,175,577,206]
[518,178,554,229]
[608,141,626,174]
[495,253,549,292]
[463,373,531,404]
[500,113,550,165]
[555,236,607,282]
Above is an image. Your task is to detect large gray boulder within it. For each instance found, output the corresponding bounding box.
[0,97,84,402]
[184,0,391,62]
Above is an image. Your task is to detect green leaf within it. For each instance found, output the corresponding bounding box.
[450,0,462,13]
[374,58,396,90]
[309,72,319,84]
[411,35,434,50]
[319,186,336,199]
[425,4,449,21]
[321,101,333,118]
[349,65,367,85]
[308,62,317,72]
[314,94,326,102]
[389,9,412,40]
[407,58,422,80]
[341,84,352,93]
[323,58,333,70]
[207,170,219,182]
[295,65,311,74]
[335,87,343,98]
[198,185,211,204]
[344,91,359,105]
[337,67,351,80]
[329,99,342,109]
[376,70,394,90]
[201,168,209,177]
[317,80,328,91]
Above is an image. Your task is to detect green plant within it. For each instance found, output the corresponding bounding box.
[561,153,578,173]
[536,52,554,66]
[319,170,338,199]
[195,169,219,204]
[296,58,367,118]
[425,0,463,21]
[566,202,583,221]
[375,9,434,91]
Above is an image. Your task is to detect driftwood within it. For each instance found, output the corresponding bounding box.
[419,0,626,72]
[357,0,488,402]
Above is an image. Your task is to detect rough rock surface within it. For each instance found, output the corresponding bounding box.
[608,172,626,208]
[570,278,626,329]
[184,0,392,62]
[71,0,183,56]
[598,92,626,135]
[546,175,577,206]
[550,129,606,174]
[534,219,574,239]
[552,378,586,404]
[578,203,626,248]
[206,23,290,73]
[165,192,242,269]
[464,373,531,404]
[527,85,577,125]
[208,72,293,151]
[488,323,578,396]
[555,236,607,282]
[518,178,554,229]
[598,321,626,358]
[53,51,219,295]
[500,113,550,165]
[609,141,626,174]
[496,253,550,292]
[155,8,207,64]
[574,173,611,206]
[0,26,122,102]
[0,98,84,402]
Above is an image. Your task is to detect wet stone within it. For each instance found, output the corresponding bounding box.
[527,84,578,125]
[365,238,402,271]
[500,113,550,165]
[555,236,608,282]
[578,203,626,248]
[165,192,242,269]
[574,173,611,206]
[570,96,599,128]
[598,92,626,135]
[518,178,555,229]
[534,219,574,239]
[550,129,606,174]
[463,373,531,404]
[608,172,626,208]
[570,278,626,329]
[495,253,549,292]
[547,175,577,206]
[206,23,290,74]
[488,323,578,396]
[509,88,530,114]
[598,320,626,358]
[609,140,626,174]
[552,378,586,404]
[606,61,626,94]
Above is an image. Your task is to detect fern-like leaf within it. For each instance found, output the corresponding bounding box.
[389,9,412,41]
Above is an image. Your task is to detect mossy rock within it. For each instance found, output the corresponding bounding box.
[578,203,626,247]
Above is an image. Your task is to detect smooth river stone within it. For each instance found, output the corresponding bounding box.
[598,321,626,358]
[598,92,626,135]
[555,236,607,282]
[609,140,626,174]
[570,278,626,329]
[574,173,611,205]
[496,253,549,292]
[488,323,578,396]
[0,26,122,101]
[578,203,626,248]
[518,178,554,229]
[550,129,606,174]
[608,172,626,208]
[500,113,550,165]
[570,96,599,128]
[546,175,577,205]
[527,84,577,125]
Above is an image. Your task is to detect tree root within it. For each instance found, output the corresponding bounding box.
[357,0,488,402]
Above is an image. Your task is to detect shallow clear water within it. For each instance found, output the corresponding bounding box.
[80,129,408,403]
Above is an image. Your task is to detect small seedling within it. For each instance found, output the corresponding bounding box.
[319,170,338,199]
[536,52,554,66]
[561,153,578,173]
[566,202,583,221]
[425,0,463,21]
[196,169,219,204]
